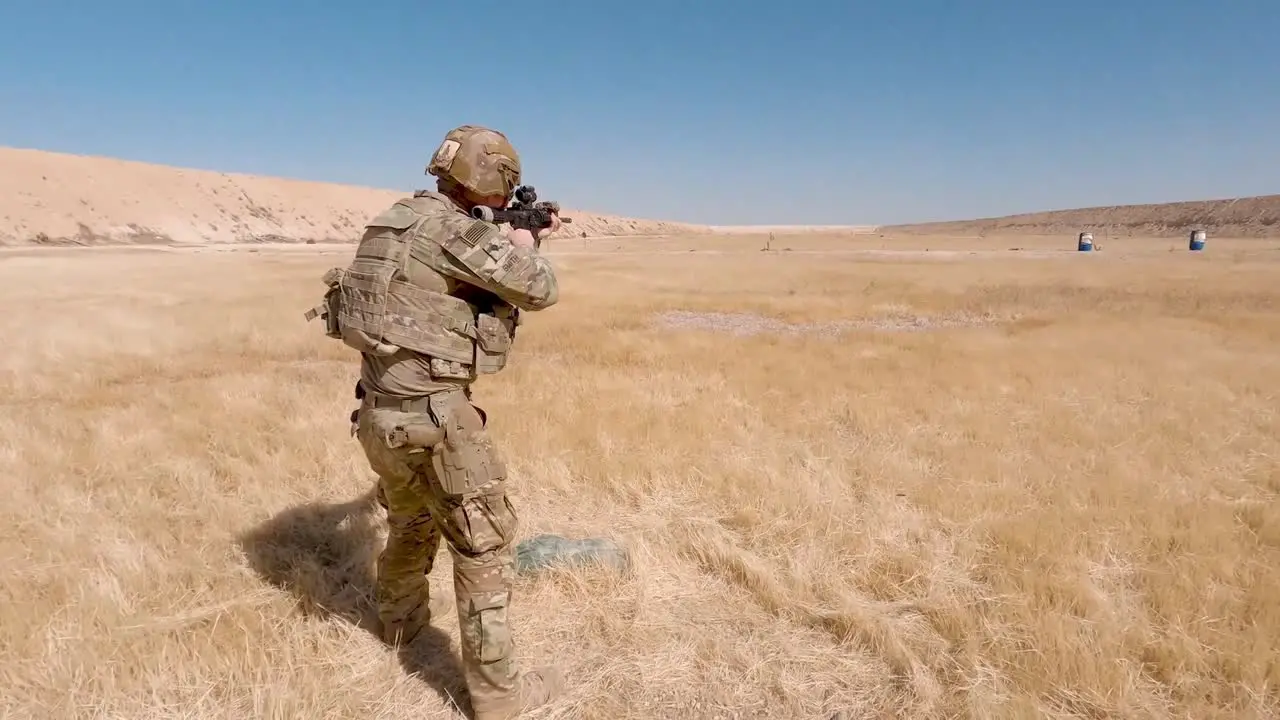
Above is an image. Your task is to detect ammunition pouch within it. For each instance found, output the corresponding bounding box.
[303,268,346,340]
[474,307,516,375]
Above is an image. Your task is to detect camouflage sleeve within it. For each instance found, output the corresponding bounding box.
[417,211,559,311]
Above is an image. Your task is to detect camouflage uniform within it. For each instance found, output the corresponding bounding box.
[307,125,563,719]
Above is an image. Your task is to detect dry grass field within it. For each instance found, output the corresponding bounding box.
[2,232,1279,719]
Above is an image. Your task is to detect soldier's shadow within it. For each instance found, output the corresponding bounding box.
[236,486,470,714]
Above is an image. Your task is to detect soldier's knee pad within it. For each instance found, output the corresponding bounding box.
[446,491,519,558]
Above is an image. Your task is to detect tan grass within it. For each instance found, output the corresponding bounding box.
[1,233,1278,719]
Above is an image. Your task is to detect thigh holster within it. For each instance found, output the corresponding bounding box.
[427,390,505,497]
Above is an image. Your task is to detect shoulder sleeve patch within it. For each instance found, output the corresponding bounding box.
[489,248,529,286]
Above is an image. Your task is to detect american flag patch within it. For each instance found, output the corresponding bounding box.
[461,220,495,247]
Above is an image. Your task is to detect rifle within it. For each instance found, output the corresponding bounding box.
[470,185,572,248]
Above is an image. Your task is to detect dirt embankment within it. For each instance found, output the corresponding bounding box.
[884,195,1280,238]
[0,147,710,246]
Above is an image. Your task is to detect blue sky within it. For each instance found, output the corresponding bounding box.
[1,1,1276,225]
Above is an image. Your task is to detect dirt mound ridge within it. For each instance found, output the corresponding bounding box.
[885,194,1280,238]
[0,146,710,246]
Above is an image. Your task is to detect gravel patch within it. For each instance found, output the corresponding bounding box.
[654,310,1002,338]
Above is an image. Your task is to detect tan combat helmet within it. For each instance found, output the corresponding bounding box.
[426,125,522,200]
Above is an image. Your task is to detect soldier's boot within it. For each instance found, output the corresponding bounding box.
[453,546,562,719]
[470,667,566,720]
[380,590,456,645]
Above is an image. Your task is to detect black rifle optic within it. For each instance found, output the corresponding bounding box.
[470,185,572,245]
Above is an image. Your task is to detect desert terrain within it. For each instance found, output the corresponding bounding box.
[886,194,1280,239]
[1,150,1279,719]
[0,147,713,246]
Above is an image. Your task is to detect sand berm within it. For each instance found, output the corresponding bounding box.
[0,146,713,246]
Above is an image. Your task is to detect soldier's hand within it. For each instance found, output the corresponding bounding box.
[534,212,562,242]
[507,228,538,249]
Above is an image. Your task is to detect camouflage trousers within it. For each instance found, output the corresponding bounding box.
[355,386,522,711]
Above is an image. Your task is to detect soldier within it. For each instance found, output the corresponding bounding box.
[307,125,563,718]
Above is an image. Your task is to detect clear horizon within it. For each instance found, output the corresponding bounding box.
[1,1,1276,226]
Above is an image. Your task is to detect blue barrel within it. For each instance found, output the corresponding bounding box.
[1189,229,1206,251]
[1077,232,1094,251]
